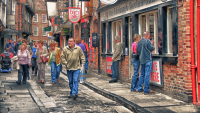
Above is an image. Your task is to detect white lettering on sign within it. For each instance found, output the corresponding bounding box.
[100,0,172,21]
[150,61,162,86]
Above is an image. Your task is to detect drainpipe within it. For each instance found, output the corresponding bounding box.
[197,0,200,105]
[190,0,197,104]
[98,0,100,74]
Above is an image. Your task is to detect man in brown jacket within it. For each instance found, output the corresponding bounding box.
[61,37,85,100]
[109,36,123,83]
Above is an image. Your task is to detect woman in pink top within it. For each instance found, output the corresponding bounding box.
[131,34,141,91]
[16,43,31,85]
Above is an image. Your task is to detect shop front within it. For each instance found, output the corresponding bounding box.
[99,0,193,102]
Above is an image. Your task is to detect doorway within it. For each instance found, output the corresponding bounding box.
[129,18,134,79]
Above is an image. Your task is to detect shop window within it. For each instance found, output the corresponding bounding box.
[167,7,173,55]
[33,27,38,36]
[42,14,47,23]
[102,23,107,53]
[112,20,122,52]
[33,14,38,22]
[42,27,47,36]
[139,11,158,54]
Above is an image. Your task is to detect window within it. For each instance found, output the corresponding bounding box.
[42,14,47,23]
[42,27,47,36]
[33,27,38,36]
[139,11,158,54]
[167,7,173,55]
[12,1,16,15]
[112,20,122,52]
[33,14,38,22]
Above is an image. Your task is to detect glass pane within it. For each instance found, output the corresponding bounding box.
[149,13,154,42]
[142,15,146,37]
[170,8,173,53]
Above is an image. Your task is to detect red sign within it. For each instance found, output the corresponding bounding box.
[106,57,112,74]
[150,59,163,87]
[51,18,57,26]
[68,7,81,23]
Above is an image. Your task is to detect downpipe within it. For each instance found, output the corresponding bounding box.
[197,0,200,105]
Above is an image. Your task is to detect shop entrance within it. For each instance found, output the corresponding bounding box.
[129,18,133,79]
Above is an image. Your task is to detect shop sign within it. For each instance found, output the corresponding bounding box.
[106,56,112,74]
[68,7,81,23]
[100,0,117,5]
[100,0,170,21]
[58,0,69,12]
[6,15,15,25]
[61,28,70,35]
[44,26,51,31]
[150,58,163,87]
[49,32,53,36]
[51,18,57,26]
[54,17,63,25]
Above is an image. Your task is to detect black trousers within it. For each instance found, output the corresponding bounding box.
[18,64,28,83]
[31,57,38,75]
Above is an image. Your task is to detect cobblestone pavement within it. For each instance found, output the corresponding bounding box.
[29,66,133,113]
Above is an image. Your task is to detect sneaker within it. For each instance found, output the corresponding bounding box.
[16,81,21,85]
[144,90,154,95]
[109,78,118,83]
[73,94,78,100]
[68,95,73,98]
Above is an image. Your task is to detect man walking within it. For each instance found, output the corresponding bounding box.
[61,37,85,100]
[109,36,123,83]
[5,38,15,55]
[137,31,155,94]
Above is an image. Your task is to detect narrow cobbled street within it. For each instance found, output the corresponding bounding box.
[0,66,132,113]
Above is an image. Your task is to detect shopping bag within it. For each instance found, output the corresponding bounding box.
[80,65,86,84]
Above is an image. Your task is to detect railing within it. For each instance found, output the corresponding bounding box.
[26,0,35,13]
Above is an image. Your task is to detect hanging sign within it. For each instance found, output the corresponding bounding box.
[68,7,81,23]
[58,0,69,12]
[51,18,57,26]
[61,28,70,35]
[150,58,163,87]
[54,17,63,24]
[100,0,117,5]
[44,26,51,31]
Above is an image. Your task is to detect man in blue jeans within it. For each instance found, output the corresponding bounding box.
[137,31,155,95]
[61,37,85,100]
[109,36,123,83]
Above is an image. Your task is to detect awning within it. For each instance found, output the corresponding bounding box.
[3,29,19,37]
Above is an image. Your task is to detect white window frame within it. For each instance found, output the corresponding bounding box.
[42,27,47,36]
[167,7,173,55]
[139,11,158,55]
[33,14,38,22]
[33,27,38,36]
[111,20,122,53]
[12,0,16,15]
[105,23,108,53]
[42,14,47,23]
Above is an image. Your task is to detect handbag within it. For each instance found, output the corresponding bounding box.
[132,52,139,59]
[42,56,48,63]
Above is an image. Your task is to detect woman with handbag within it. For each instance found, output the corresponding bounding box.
[16,43,31,85]
[35,40,48,84]
[131,34,141,92]
[48,42,61,84]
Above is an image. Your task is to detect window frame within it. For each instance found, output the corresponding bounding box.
[42,14,47,23]
[33,27,38,36]
[42,27,47,36]
[33,14,38,23]
[167,7,173,55]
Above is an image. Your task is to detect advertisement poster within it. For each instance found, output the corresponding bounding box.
[106,56,112,74]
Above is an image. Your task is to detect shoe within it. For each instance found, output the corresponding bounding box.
[131,90,137,92]
[16,81,21,85]
[52,82,55,84]
[42,81,45,84]
[68,95,73,98]
[23,82,26,84]
[73,94,78,100]
[39,81,42,83]
[144,90,154,95]
[57,79,59,83]
[109,78,118,83]
[85,70,87,74]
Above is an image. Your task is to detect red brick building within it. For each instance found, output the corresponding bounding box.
[30,0,48,42]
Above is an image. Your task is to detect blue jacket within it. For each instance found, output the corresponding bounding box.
[137,38,155,64]
[5,42,15,54]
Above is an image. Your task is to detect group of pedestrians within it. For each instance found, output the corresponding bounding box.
[109,31,155,95]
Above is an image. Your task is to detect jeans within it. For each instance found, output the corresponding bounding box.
[67,69,80,96]
[111,60,119,80]
[85,58,88,70]
[50,62,61,83]
[31,57,38,75]
[18,64,28,83]
[131,58,140,91]
[137,61,153,93]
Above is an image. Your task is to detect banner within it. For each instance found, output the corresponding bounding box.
[58,0,69,12]
[68,7,81,23]
[100,0,117,5]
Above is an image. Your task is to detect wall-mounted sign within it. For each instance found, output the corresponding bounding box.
[106,56,112,74]
[61,28,70,35]
[58,0,69,12]
[6,15,15,25]
[68,7,81,23]
[150,58,163,87]
[44,26,51,31]
[49,32,53,36]
[100,0,167,21]
[51,18,57,26]
[100,0,117,5]
[54,17,63,24]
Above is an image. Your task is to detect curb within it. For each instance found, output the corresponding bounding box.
[26,82,49,113]
[61,71,150,113]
